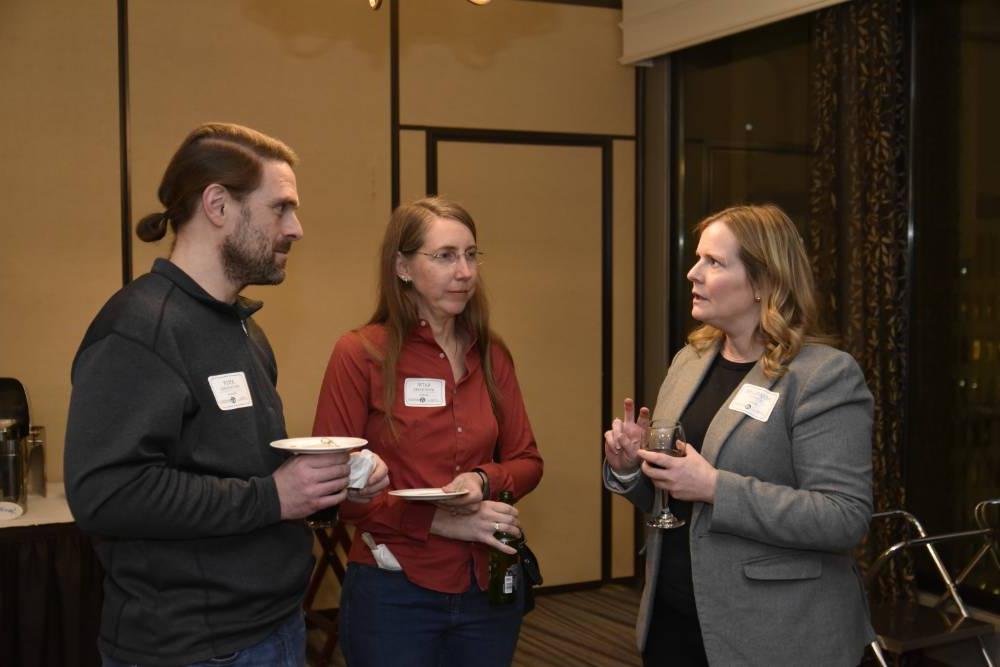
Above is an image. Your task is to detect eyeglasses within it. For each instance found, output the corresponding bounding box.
[413,249,485,266]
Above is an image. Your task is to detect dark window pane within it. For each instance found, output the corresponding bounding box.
[909,0,1000,612]
[671,16,811,346]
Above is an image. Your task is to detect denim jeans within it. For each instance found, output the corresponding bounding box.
[100,612,306,667]
[339,563,523,667]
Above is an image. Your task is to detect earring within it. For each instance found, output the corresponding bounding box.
[399,275,410,284]
[754,294,761,303]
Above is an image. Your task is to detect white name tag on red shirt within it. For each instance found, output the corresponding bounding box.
[404,378,446,407]
[728,383,779,422]
[208,372,254,411]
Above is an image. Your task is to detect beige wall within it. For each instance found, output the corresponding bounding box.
[612,140,637,578]
[1,0,636,588]
[437,141,605,585]
[127,0,391,444]
[401,0,633,135]
[0,0,121,483]
[398,0,636,583]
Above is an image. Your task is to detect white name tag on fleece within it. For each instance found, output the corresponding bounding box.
[208,372,254,411]
[729,383,779,422]
[404,378,446,407]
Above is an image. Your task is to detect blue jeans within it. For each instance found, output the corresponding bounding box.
[339,563,523,667]
[101,612,305,667]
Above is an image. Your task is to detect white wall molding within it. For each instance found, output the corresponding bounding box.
[621,0,850,63]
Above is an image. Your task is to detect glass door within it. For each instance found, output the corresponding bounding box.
[670,16,812,347]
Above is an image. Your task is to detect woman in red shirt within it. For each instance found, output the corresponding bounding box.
[313,197,544,666]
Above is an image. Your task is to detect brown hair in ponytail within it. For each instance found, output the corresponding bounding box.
[136,123,297,243]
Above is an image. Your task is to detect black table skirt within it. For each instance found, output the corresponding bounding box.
[0,523,103,667]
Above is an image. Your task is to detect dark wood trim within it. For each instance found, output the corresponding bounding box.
[533,580,603,596]
[688,138,813,155]
[117,0,133,285]
[600,138,613,582]
[668,58,684,361]
[533,575,637,596]
[517,0,622,8]
[426,133,438,196]
[634,71,645,441]
[401,124,635,143]
[608,574,640,588]
[390,0,400,210]
[633,65,646,580]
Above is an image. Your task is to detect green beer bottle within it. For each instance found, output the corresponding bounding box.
[488,490,520,605]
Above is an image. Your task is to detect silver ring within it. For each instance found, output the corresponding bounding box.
[494,522,501,532]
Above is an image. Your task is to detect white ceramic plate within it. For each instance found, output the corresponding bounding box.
[388,488,469,501]
[270,436,368,454]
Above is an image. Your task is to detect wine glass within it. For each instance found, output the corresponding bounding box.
[643,422,686,529]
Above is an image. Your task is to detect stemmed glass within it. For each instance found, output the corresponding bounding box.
[643,422,687,529]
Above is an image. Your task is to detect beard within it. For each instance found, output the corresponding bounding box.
[221,206,292,287]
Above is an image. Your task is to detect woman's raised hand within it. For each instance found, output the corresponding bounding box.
[604,398,650,475]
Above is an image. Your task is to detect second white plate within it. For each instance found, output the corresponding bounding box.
[388,488,469,501]
[270,437,368,454]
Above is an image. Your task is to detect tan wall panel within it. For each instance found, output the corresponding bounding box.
[400,0,634,136]
[400,130,427,203]
[0,1,120,482]
[438,142,603,586]
[611,140,637,578]
[127,0,391,456]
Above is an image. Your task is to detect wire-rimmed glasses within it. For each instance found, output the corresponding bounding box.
[413,249,485,266]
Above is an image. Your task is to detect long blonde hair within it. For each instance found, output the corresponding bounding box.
[365,197,503,435]
[687,204,834,377]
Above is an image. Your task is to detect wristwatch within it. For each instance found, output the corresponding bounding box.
[471,467,490,501]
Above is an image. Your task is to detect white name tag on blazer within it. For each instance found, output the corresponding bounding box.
[208,372,254,411]
[404,378,446,407]
[729,383,779,422]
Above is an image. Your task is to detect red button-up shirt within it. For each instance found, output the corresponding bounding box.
[312,322,544,594]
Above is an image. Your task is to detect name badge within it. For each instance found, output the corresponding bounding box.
[728,383,779,422]
[208,372,254,411]
[404,378,446,407]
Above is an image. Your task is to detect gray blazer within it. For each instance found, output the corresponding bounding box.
[606,342,876,666]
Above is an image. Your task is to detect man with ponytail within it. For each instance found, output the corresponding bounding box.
[65,123,387,667]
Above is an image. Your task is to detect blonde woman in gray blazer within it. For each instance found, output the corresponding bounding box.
[605,204,875,666]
